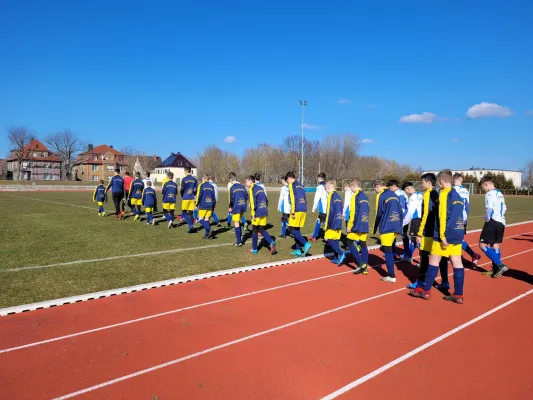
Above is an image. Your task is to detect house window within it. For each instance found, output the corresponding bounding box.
[92,165,99,171]
[93,155,98,161]
[22,162,28,168]
[44,174,52,180]
[106,166,114,172]
[92,175,99,181]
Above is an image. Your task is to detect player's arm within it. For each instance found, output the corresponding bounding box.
[439,191,448,244]
[484,193,494,222]
[249,188,256,218]
[105,176,113,192]
[289,183,296,215]
[278,188,284,212]
[141,189,146,205]
[92,187,97,202]
[417,192,430,237]
[311,186,321,213]
[347,193,357,232]
[372,193,383,235]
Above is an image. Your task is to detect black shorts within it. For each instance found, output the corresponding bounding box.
[480,219,505,245]
[281,213,290,222]
[464,222,468,235]
[402,224,409,235]
[409,218,422,238]
[318,212,326,224]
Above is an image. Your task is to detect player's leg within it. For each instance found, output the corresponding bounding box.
[401,224,410,260]
[281,214,288,238]
[380,233,397,283]
[442,253,465,304]
[257,218,275,254]
[435,257,450,290]
[232,213,243,246]
[325,229,344,265]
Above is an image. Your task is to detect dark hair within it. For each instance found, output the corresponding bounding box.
[146,172,151,177]
[285,172,296,180]
[372,179,385,187]
[421,173,436,186]
[114,168,120,174]
[99,179,105,184]
[228,172,237,180]
[387,179,399,188]
[254,173,261,182]
[479,175,495,186]
[402,181,414,190]
[246,175,255,182]
[135,172,141,178]
[124,171,130,176]
[168,172,174,179]
[185,166,191,173]
[453,172,464,180]
[317,172,326,180]
[437,169,453,183]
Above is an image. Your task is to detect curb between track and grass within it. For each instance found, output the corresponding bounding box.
[2,219,532,317]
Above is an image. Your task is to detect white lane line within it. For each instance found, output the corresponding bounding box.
[4,194,95,210]
[320,287,533,400]
[49,249,533,400]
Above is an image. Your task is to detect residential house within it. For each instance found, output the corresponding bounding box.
[6,139,61,181]
[151,152,197,183]
[73,144,128,182]
[131,155,162,177]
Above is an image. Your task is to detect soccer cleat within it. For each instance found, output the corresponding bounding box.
[353,264,368,275]
[98,212,101,216]
[168,221,173,229]
[406,282,418,289]
[233,242,243,247]
[443,294,463,304]
[337,252,346,266]
[309,237,317,243]
[435,282,451,290]
[270,242,277,255]
[471,253,482,265]
[134,215,140,222]
[119,213,124,220]
[492,264,509,278]
[482,269,495,276]
[291,249,303,257]
[101,212,106,217]
[330,257,339,264]
[151,219,156,226]
[249,249,258,254]
[302,242,312,256]
[146,221,150,225]
[380,276,397,284]
[409,288,430,300]
[217,223,222,227]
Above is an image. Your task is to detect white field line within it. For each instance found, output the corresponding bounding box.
[50,249,533,400]
[320,287,533,399]
[4,194,95,210]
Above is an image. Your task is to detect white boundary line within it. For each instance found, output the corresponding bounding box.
[3,247,533,354]
[50,250,533,400]
[320,287,533,399]
[2,220,532,316]
[3,194,95,210]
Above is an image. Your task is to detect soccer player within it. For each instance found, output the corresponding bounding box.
[347,179,370,275]
[180,166,198,232]
[159,172,173,220]
[142,180,157,225]
[310,172,327,242]
[143,172,157,213]
[388,180,409,258]
[409,169,466,304]
[478,175,509,278]
[196,174,216,239]
[208,175,222,227]
[373,179,403,283]
[343,182,353,231]
[278,176,291,238]
[228,172,248,247]
[324,180,345,265]
[129,172,145,222]
[93,179,107,217]
[401,181,423,262]
[123,171,134,215]
[106,168,125,219]
[453,173,481,265]
[254,173,267,197]
[162,172,179,229]
[245,176,276,254]
[286,172,312,257]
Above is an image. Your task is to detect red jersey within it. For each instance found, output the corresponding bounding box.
[124,175,134,191]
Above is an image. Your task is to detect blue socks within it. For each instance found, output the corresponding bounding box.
[327,239,343,257]
[360,242,369,264]
[181,212,193,228]
[193,209,198,221]
[281,221,287,237]
[349,243,363,265]
[200,220,210,236]
[402,236,410,258]
[423,264,439,291]
[227,212,232,227]
[241,215,247,225]
[163,211,170,222]
[453,268,465,296]
[261,230,273,244]
[252,232,259,250]
[483,246,501,265]
[384,252,396,278]
[212,212,219,224]
[235,226,242,244]
[147,212,153,222]
[409,242,415,258]
[98,206,104,213]
[312,219,321,239]
[462,241,475,257]
[292,229,307,247]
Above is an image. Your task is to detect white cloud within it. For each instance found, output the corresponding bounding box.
[525,110,533,116]
[398,112,438,124]
[466,102,513,118]
[337,99,352,104]
[302,124,322,130]
[451,138,459,142]
[360,138,372,144]
[223,136,237,143]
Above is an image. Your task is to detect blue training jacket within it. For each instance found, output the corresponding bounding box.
[434,187,465,244]
[373,188,403,235]
[93,185,107,202]
[418,188,439,238]
[348,190,370,233]
[325,191,344,231]
[250,183,269,218]
[289,180,307,213]
[162,180,179,203]
[142,187,157,208]
[196,181,216,210]
[229,182,248,214]
[106,175,124,193]
[129,179,145,199]
[180,175,198,200]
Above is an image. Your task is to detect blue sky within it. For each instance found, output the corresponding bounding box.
[1,0,532,171]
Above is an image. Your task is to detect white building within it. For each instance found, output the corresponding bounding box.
[423,168,523,189]
[151,152,197,184]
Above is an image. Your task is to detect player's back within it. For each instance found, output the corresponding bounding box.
[251,184,269,217]
[162,181,178,203]
[290,181,307,212]
[230,182,248,213]
[486,189,506,224]
[181,175,197,200]
[143,187,157,207]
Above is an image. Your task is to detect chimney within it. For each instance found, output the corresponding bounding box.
[110,145,114,149]
[88,144,94,151]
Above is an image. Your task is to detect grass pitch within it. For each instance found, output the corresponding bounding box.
[1,190,533,308]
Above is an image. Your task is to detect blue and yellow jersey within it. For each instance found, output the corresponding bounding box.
[373,188,403,235]
[162,180,179,203]
[196,181,215,210]
[348,190,370,233]
[106,175,124,193]
[434,187,465,244]
[288,180,307,213]
[142,187,157,208]
[93,185,107,202]
[325,191,343,231]
[417,188,439,238]
[249,183,269,218]
[180,175,198,200]
[229,182,248,214]
[129,179,144,199]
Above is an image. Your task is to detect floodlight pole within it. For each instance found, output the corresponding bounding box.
[299,100,307,184]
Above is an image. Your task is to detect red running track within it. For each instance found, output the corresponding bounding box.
[1,224,532,400]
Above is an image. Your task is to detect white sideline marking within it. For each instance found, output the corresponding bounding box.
[50,249,533,400]
[320,287,533,399]
[4,194,95,210]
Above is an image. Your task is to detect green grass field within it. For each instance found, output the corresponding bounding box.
[1,190,533,308]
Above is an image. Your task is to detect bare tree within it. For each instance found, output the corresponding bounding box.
[7,125,32,180]
[119,147,140,173]
[319,134,360,179]
[523,160,533,187]
[45,130,85,180]
[198,145,240,182]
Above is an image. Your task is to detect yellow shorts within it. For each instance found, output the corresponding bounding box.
[289,212,306,228]
[380,232,397,247]
[97,201,103,206]
[198,210,212,219]
[145,207,153,213]
[162,202,176,211]
[131,198,142,206]
[182,200,195,212]
[431,242,462,257]
[325,229,342,241]
[420,237,433,252]
[347,232,368,241]
[252,216,267,226]
[231,213,242,223]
